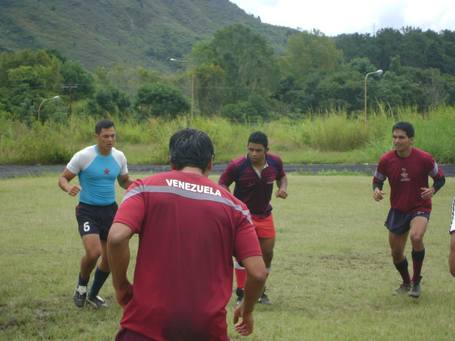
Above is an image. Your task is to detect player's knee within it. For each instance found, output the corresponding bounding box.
[85,248,101,261]
[410,232,423,245]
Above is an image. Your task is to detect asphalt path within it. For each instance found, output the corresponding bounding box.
[1,163,455,179]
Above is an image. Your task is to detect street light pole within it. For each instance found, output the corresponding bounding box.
[37,95,60,121]
[364,69,383,125]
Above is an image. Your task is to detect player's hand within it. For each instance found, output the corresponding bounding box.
[233,303,254,336]
[373,188,384,201]
[420,187,435,200]
[276,188,288,199]
[67,185,81,196]
[115,281,133,307]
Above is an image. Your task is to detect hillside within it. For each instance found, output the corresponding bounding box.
[0,0,294,70]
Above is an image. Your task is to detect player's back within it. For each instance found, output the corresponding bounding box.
[118,170,251,341]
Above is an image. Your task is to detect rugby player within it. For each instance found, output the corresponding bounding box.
[58,119,132,308]
[372,121,445,298]
[108,128,267,340]
[219,131,288,305]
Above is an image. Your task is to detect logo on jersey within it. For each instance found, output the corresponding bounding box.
[104,168,110,175]
[165,179,222,197]
[400,168,410,182]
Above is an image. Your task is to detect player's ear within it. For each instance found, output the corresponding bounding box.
[207,158,213,172]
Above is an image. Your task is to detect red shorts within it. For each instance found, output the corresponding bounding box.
[252,214,276,239]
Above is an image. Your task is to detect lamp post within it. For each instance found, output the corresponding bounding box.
[169,58,195,124]
[364,69,383,125]
[37,95,61,121]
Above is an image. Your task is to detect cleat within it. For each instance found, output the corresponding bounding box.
[409,276,422,298]
[235,288,244,305]
[73,286,87,308]
[258,292,271,305]
[87,295,108,309]
[393,283,411,295]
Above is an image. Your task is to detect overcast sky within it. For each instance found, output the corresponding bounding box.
[229,0,455,36]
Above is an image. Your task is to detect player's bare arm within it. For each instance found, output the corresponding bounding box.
[234,255,267,336]
[107,222,134,306]
[117,174,133,190]
[58,168,81,196]
[276,175,288,199]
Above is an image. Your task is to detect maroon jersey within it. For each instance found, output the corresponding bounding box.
[218,153,286,217]
[114,171,261,341]
[373,148,444,213]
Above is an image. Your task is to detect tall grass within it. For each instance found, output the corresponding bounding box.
[1,107,454,164]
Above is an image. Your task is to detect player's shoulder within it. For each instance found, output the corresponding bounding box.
[69,145,96,163]
[75,145,96,157]
[266,153,283,164]
[230,155,247,166]
[379,150,396,163]
[111,147,126,158]
[412,147,433,160]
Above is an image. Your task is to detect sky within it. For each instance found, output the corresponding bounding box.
[229,0,455,36]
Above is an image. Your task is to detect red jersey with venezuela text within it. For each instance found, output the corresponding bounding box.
[373,147,444,213]
[113,171,261,341]
[218,154,286,217]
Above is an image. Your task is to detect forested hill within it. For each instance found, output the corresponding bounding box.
[0,0,294,70]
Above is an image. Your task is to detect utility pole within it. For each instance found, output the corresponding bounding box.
[62,84,78,116]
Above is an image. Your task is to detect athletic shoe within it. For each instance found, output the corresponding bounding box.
[73,286,87,308]
[87,295,108,309]
[235,288,244,305]
[393,282,411,295]
[258,292,271,305]
[409,276,422,298]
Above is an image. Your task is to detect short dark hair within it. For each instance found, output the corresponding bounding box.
[248,131,268,149]
[169,129,214,171]
[392,121,414,138]
[95,119,115,134]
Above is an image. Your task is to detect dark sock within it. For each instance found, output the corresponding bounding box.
[394,258,411,284]
[412,248,425,283]
[89,268,109,298]
[78,273,89,287]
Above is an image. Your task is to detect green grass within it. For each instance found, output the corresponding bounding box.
[1,174,455,340]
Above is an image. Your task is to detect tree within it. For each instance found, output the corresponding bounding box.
[87,88,131,117]
[0,49,62,121]
[191,24,279,115]
[280,30,343,83]
[60,61,94,99]
[135,83,189,118]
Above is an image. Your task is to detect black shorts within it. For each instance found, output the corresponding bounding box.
[385,208,430,235]
[75,202,117,241]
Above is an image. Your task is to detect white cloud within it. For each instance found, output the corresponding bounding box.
[230,0,455,35]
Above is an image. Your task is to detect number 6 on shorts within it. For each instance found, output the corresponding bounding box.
[83,221,90,232]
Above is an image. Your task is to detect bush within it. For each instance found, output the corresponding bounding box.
[135,83,189,119]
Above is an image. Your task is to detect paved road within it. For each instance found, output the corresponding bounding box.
[1,163,455,178]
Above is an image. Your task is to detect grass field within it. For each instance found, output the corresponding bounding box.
[1,174,455,340]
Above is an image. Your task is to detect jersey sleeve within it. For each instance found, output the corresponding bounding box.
[120,151,129,175]
[275,156,286,180]
[218,161,237,188]
[66,151,84,175]
[372,155,387,189]
[233,204,262,261]
[427,156,444,179]
[113,180,146,233]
